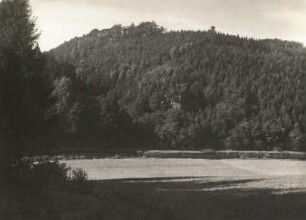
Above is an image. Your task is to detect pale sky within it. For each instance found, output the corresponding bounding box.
[30,0,306,51]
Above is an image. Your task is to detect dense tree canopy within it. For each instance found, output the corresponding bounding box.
[46,22,306,151]
[0,0,304,151]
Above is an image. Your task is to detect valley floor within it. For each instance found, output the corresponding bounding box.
[2,158,306,219]
[60,158,306,220]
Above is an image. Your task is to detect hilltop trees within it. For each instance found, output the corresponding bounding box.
[1,0,303,152]
[47,22,306,151]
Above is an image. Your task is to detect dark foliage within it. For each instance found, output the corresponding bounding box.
[0,2,305,151]
[0,160,93,220]
[0,0,51,151]
[46,22,306,151]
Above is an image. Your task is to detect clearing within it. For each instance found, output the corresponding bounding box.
[61,158,306,219]
[63,158,306,193]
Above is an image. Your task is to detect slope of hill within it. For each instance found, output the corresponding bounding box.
[46,22,306,151]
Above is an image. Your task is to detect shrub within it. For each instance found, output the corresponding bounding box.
[33,161,69,181]
[0,160,71,198]
[71,168,88,182]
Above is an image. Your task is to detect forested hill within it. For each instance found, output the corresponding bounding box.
[46,22,306,151]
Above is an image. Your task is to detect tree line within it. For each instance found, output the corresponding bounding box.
[1,0,305,153]
[48,22,306,151]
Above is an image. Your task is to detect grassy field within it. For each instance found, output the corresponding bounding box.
[58,158,306,220]
[3,158,304,219]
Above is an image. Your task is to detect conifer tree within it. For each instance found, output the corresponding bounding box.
[0,0,47,150]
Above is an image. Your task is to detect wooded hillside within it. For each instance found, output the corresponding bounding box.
[46,22,306,151]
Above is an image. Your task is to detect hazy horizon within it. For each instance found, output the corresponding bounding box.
[31,0,306,51]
